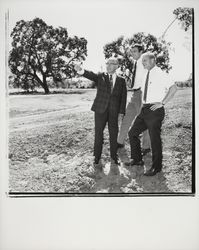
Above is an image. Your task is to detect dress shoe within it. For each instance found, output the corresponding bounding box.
[141,148,151,156]
[117,143,124,149]
[94,158,100,164]
[144,167,161,176]
[93,159,103,170]
[124,159,144,167]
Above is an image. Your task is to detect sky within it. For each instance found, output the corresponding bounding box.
[4,0,194,81]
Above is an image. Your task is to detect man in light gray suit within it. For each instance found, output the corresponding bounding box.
[117,44,151,154]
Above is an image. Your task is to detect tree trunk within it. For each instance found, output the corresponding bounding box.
[42,75,50,94]
[34,73,50,94]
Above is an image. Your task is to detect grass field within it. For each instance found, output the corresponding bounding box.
[8,88,193,194]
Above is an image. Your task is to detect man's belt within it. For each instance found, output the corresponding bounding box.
[142,103,154,108]
[132,87,141,92]
[142,103,163,107]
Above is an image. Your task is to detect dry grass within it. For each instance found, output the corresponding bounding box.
[9,88,192,194]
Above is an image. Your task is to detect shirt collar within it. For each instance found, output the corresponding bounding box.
[149,65,158,73]
[134,56,142,64]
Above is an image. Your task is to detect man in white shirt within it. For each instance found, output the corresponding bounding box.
[125,52,177,176]
[117,44,151,155]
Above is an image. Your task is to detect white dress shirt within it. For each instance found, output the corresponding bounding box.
[142,66,174,103]
[108,73,117,88]
[133,56,147,89]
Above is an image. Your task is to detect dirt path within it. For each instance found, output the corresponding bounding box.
[9,88,192,194]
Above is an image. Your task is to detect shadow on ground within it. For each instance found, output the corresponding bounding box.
[91,147,171,194]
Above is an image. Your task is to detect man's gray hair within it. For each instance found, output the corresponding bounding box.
[106,57,119,64]
[142,52,156,61]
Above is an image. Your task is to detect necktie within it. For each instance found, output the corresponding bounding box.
[109,74,113,93]
[143,70,150,103]
[131,61,137,88]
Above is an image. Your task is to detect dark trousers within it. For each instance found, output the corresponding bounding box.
[128,105,165,170]
[94,107,118,162]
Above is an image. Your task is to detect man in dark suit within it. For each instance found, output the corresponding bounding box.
[74,58,127,170]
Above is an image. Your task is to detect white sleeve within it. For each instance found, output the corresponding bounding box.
[164,73,174,92]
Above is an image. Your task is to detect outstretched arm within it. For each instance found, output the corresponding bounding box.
[83,70,98,83]
[74,64,98,83]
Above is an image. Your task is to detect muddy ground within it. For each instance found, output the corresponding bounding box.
[8,88,192,194]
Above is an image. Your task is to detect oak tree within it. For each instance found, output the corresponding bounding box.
[9,18,87,93]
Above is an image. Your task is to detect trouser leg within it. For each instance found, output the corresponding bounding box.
[128,112,147,161]
[118,91,142,144]
[145,107,165,170]
[108,111,119,161]
[94,110,108,161]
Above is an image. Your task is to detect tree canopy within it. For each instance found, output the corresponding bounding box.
[9,18,87,93]
[103,32,172,79]
[173,7,193,31]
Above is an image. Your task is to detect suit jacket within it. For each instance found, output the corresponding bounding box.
[83,70,127,115]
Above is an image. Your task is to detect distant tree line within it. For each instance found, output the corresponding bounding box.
[175,79,192,88]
